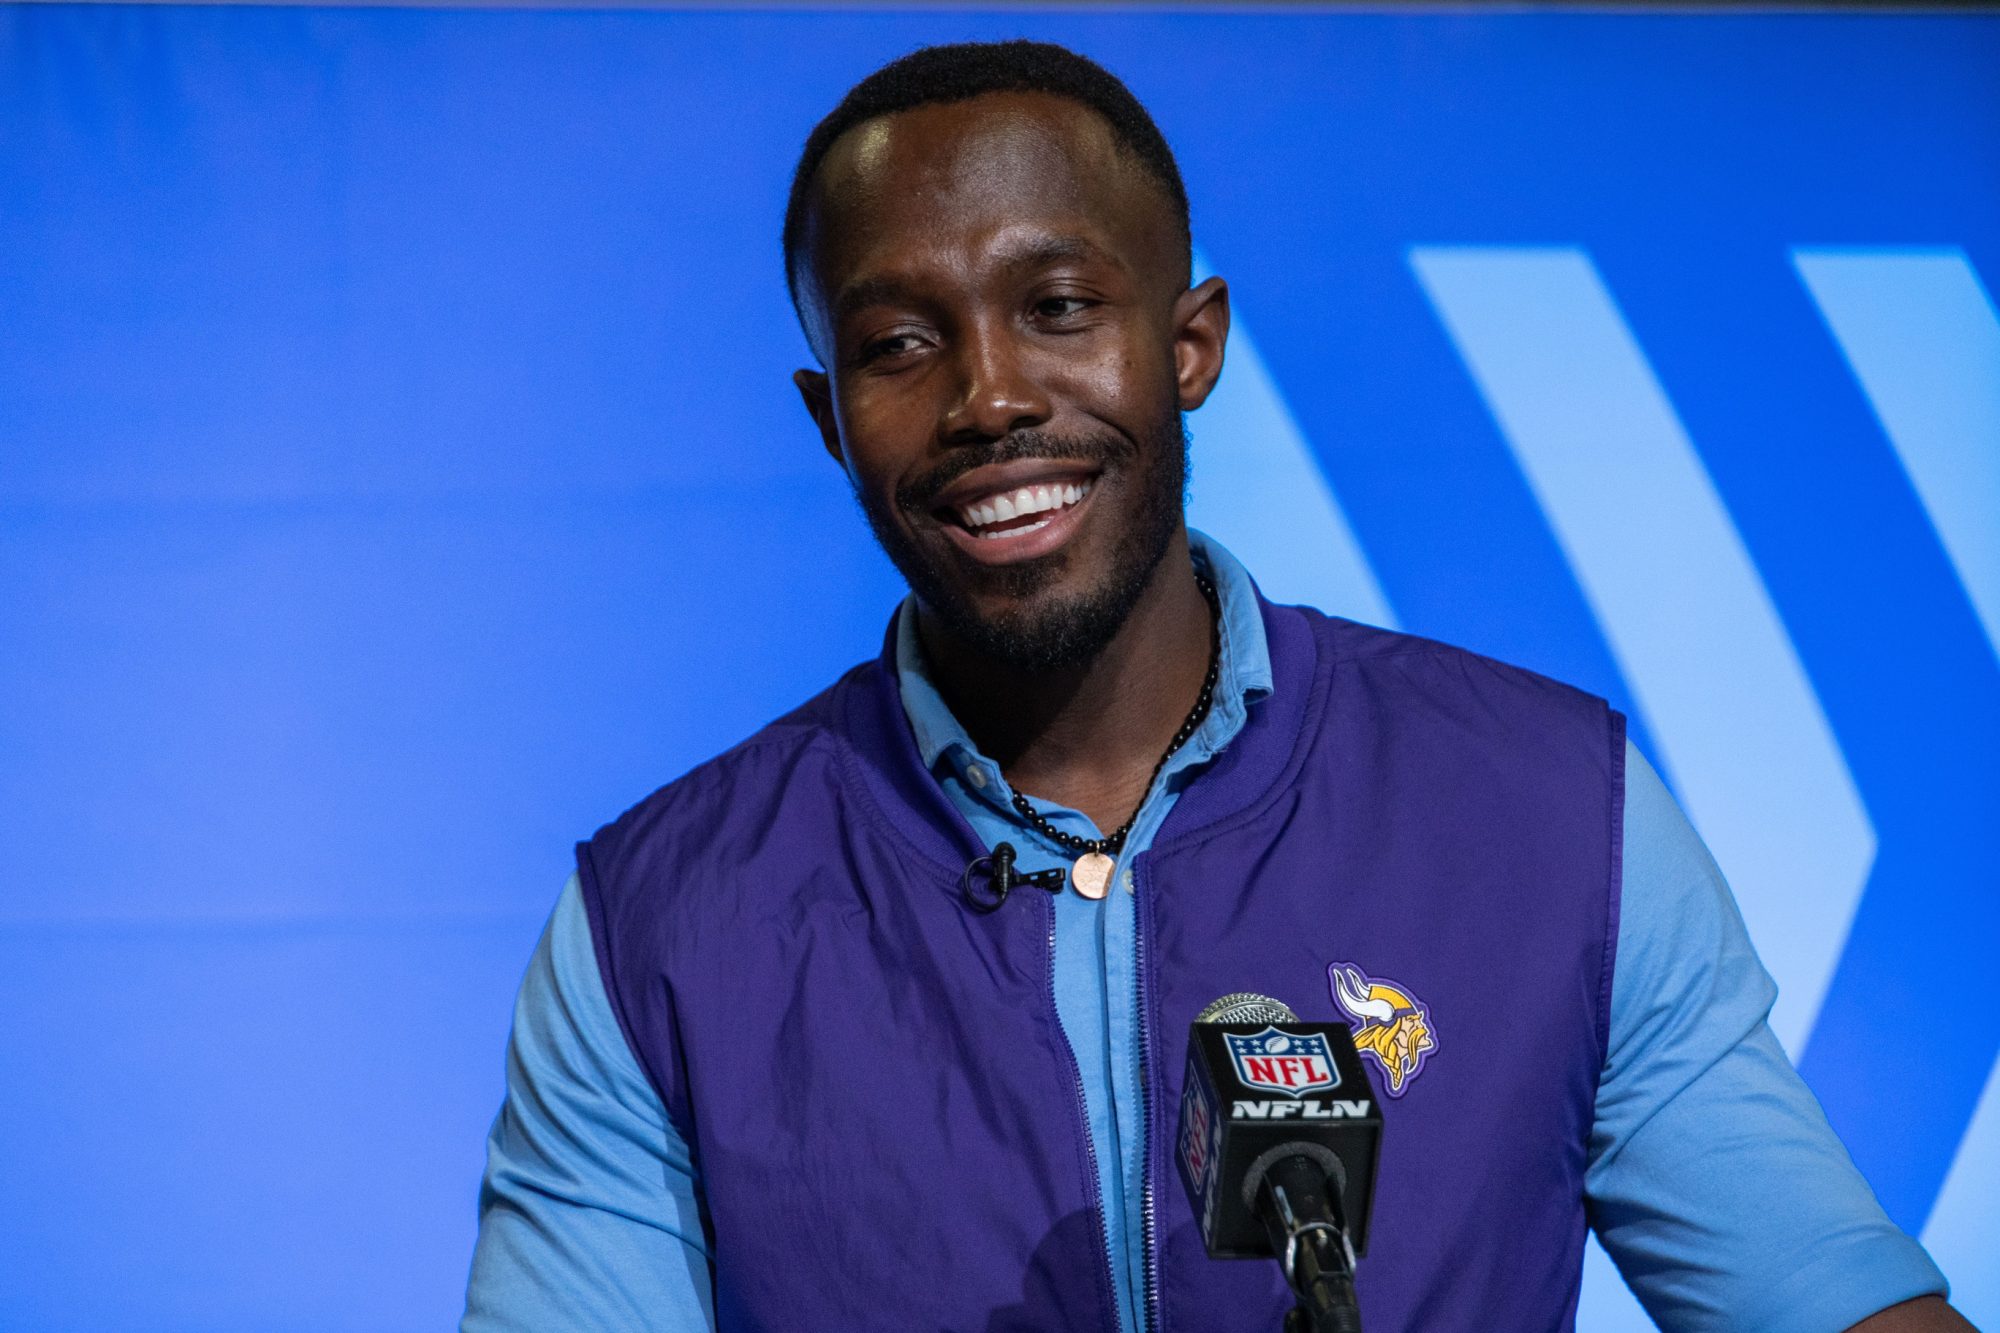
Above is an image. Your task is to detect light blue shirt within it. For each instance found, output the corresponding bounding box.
[464,534,1944,1333]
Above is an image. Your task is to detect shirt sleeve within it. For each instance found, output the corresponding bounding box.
[462,874,715,1333]
[1586,743,1946,1332]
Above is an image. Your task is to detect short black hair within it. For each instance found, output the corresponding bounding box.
[783,39,1192,316]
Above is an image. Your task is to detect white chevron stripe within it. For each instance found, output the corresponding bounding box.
[1794,249,2000,666]
[1410,246,1876,1056]
[1577,1234,1658,1332]
[1184,254,1397,629]
[1921,1054,2000,1326]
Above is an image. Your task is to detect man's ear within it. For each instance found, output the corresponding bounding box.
[1171,275,1231,413]
[793,368,845,466]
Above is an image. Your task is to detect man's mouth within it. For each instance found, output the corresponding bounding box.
[922,463,1103,566]
[948,478,1096,539]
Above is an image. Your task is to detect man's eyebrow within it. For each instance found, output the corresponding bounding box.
[832,274,926,322]
[996,235,1101,269]
[992,234,1129,279]
[831,236,1120,322]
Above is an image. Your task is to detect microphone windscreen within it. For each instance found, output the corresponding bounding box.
[1195,992,1299,1025]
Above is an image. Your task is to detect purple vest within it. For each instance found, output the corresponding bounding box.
[578,600,1624,1332]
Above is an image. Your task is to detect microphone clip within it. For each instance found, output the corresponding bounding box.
[960,841,1067,913]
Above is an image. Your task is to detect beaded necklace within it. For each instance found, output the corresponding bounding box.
[961,569,1221,910]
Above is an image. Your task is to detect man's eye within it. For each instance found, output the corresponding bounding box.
[861,333,925,363]
[1035,296,1093,319]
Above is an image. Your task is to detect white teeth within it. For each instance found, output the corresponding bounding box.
[978,517,1051,539]
[956,477,1094,531]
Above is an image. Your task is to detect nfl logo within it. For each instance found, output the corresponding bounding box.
[1181,1083,1213,1182]
[1225,1027,1340,1097]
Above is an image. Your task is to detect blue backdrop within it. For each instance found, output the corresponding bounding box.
[3,6,1995,1329]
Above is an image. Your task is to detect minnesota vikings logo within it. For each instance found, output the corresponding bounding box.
[1328,962,1437,1097]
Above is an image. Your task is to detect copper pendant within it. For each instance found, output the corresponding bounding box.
[1070,852,1115,900]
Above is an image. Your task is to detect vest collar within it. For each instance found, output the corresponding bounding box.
[836,589,1329,891]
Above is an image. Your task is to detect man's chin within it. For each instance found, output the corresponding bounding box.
[931,609,1117,675]
[917,569,1147,676]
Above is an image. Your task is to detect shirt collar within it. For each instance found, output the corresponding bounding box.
[895,530,1273,775]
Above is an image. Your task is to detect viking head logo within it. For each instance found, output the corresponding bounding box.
[1328,962,1437,1096]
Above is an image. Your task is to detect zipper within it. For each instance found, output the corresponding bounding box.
[1133,855,1162,1333]
[1044,889,1123,1331]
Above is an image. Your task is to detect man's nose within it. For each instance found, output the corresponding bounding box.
[938,325,1053,445]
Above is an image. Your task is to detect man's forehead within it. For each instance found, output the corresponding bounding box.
[821,92,1119,210]
[803,91,1169,290]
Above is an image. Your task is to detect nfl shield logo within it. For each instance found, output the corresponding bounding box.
[1225,1027,1341,1097]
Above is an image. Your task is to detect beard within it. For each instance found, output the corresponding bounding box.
[858,409,1190,675]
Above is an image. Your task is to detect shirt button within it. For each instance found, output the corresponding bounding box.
[966,765,988,789]
[1122,869,1135,894]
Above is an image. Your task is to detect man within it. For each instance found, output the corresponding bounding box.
[464,40,1970,1332]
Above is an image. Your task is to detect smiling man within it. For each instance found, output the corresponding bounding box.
[463,41,1969,1333]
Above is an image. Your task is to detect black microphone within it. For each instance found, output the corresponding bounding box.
[958,842,1066,913]
[1175,993,1382,1333]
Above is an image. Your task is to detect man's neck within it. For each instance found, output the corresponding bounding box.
[916,531,1215,837]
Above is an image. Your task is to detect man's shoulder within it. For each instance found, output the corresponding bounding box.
[1286,602,1614,717]
[578,656,881,879]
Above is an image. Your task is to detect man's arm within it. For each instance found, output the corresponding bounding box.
[1588,745,1968,1332]
[462,875,715,1332]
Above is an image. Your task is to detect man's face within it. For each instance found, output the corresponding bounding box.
[793,92,1227,672]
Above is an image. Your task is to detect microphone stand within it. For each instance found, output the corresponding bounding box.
[1256,1157,1364,1333]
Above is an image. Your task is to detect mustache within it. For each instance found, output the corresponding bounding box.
[896,429,1134,513]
